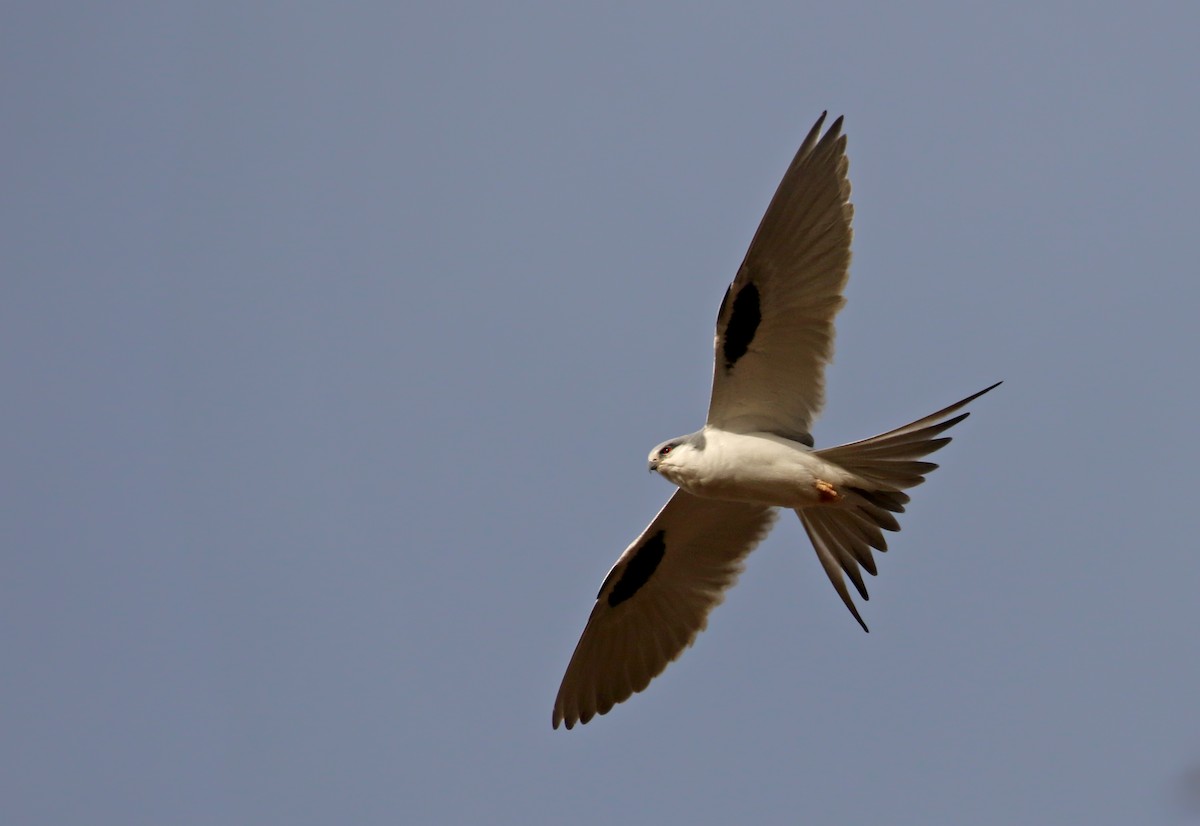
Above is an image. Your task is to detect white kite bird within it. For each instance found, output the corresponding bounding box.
[553,113,998,730]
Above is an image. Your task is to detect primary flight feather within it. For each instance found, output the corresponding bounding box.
[553,113,998,730]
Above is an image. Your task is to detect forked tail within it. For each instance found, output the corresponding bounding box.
[797,381,1001,631]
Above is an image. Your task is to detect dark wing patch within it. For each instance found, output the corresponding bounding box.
[721,282,760,369]
[607,530,666,607]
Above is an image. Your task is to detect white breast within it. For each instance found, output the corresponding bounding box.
[666,428,844,508]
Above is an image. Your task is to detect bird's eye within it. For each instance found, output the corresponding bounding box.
[659,445,673,456]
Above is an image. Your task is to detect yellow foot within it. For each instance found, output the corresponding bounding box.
[815,479,840,504]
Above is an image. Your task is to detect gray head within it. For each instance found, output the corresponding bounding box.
[647,430,705,474]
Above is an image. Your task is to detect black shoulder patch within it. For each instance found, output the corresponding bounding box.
[722,282,760,369]
[607,530,666,607]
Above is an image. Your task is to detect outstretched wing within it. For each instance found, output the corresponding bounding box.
[707,112,854,443]
[553,491,777,729]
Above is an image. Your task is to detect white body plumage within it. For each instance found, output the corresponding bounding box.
[650,428,851,509]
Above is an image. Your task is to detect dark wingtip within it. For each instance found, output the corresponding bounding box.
[797,112,831,156]
[976,380,1003,398]
[848,601,869,633]
[948,381,1003,411]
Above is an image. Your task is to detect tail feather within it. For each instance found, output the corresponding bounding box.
[847,486,909,513]
[839,510,888,554]
[797,381,1000,631]
[800,508,871,631]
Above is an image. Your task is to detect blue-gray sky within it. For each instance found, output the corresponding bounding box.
[4,3,1199,824]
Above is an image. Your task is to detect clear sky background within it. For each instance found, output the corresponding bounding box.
[4,3,1199,824]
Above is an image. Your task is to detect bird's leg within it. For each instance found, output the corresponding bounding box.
[815,479,841,504]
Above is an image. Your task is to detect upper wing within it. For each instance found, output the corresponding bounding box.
[706,112,854,442]
[553,491,777,729]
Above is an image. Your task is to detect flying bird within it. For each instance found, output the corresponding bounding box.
[553,113,998,730]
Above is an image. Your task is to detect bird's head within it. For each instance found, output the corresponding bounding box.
[647,431,704,482]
